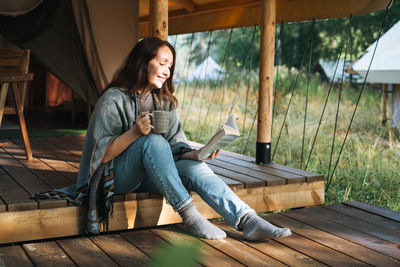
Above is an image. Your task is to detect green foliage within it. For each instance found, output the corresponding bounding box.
[178,1,400,73]
[148,242,202,267]
[316,0,400,61]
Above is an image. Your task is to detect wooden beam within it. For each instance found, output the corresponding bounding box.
[256,0,275,164]
[140,0,260,36]
[149,0,168,40]
[0,180,324,244]
[139,0,389,37]
[176,0,196,13]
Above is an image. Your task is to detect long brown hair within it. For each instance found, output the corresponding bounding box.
[105,37,177,109]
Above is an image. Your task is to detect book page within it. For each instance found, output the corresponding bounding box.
[197,114,240,160]
[225,114,240,131]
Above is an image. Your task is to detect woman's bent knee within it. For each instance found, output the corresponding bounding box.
[177,160,214,177]
[142,134,171,153]
[143,134,168,145]
[122,134,170,157]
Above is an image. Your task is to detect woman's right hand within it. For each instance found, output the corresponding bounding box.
[103,112,151,163]
[132,112,152,136]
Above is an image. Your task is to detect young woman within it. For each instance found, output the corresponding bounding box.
[38,37,291,241]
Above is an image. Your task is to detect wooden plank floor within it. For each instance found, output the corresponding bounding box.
[1,202,399,266]
[0,135,324,244]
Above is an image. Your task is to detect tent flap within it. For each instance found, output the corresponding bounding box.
[0,0,99,105]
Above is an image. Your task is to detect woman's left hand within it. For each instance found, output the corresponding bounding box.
[204,149,220,161]
[181,149,220,161]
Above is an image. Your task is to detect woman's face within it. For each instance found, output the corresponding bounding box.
[146,45,173,90]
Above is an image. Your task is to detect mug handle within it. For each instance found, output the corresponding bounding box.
[148,113,154,129]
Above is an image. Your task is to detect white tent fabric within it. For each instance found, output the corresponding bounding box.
[187,56,225,82]
[318,59,363,83]
[352,20,400,84]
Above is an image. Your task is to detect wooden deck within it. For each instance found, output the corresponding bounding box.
[1,201,399,266]
[0,135,324,244]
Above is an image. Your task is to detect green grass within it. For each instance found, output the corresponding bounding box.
[176,70,400,212]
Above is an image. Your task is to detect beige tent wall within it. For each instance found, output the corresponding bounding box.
[85,0,139,86]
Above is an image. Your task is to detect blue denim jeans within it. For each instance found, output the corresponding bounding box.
[113,134,254,227]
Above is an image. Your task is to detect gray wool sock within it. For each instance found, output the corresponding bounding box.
[240,212,292,241]
[179,202,226,240]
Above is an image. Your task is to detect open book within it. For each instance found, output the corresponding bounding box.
[197,114,240,160]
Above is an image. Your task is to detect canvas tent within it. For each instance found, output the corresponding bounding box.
[318,59,355,83]
[352,20,400,84]
[187,56,225,82]
[352,20,400,128]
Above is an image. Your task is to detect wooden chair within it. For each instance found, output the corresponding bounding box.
[0,48,33,160]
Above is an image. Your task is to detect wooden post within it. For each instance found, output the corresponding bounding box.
[382,83,388,125]
[149,0,168,40]
[257,0,276,164]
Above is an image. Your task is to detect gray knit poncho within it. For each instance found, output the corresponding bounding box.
[34,87,192,209]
